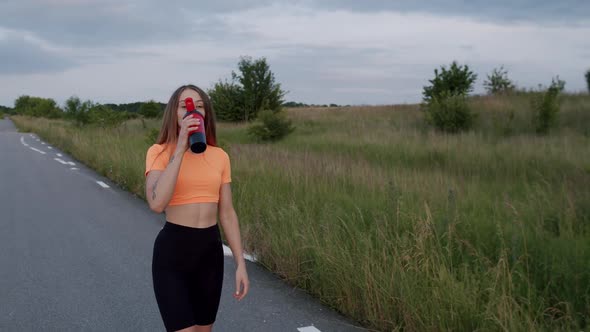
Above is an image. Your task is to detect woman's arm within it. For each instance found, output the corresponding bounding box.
[218,183,246,267]
[219,182,249,301]
[145,148,185,213]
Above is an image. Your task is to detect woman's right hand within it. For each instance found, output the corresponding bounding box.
[176,116,201,152]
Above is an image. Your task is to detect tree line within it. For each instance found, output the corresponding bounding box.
[4,56,295,141]
[3,58,590,138]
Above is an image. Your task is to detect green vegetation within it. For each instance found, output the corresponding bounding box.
[209,56,286,121]
[14,95,62,119]
[138,100,164,118]
[247,109,295,142]
[423,91,474,133]
[422,61,477,103]
[532,77,566,135]
[0,105,13,115]
[484,66,515,95]
[422,61,477,132]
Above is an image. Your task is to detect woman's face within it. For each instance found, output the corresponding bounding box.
[177,88,205,127]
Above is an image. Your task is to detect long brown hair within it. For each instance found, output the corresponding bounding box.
[156,84,218,147]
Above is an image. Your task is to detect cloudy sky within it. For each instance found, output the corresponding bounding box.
[0,0,589,107]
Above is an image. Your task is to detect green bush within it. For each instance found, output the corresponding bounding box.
[63,96,126,128]
[484,66,515,95]
[88,104,126,128]
[14,95,63,119]
[422,61,477,133]
[531,76,565,135]
[64,96,92,126]
[585,69,590,93]
[0,105,12,115]
[209,78,244,122]
[247,109,295,142]
[423,61,477,103]
[209,56,286,122]
[424,91,474,133]
[139,100,163,118]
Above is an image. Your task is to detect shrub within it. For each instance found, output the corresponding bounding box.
[139,100,163,118]
[423,91,474,133]
[64,96,92,126]
[88,104,126,128]
[14,95,63,119]
[422,61,477,103]
[484,66,515,95]
[247,109,295,142]
[209,56,286,122]
[209,78,244,122]
[532,76,565,134]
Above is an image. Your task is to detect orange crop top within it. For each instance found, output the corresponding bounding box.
[144,143,231,205]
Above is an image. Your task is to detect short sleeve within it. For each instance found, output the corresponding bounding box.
[145,144,168,177]
[221,151,232,183]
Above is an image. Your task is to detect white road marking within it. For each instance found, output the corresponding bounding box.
[244,252,257,262]
[54,158,68,165]
[68,161,76,166]
[70,168,79,171]
[41,142,46,145]
[48,147,53,149]
[223,245,258,263]
[57,153,63,157]
[20,137,29,147]
[96,181,110,188]
[30,147,46,154]
[298,327,322,332]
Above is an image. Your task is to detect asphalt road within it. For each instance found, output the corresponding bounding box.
[0,118,368,332]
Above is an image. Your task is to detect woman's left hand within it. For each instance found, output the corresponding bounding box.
[234,264,249,301]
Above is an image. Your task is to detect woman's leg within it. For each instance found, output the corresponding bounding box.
[191,238,224,326]
[152,227,202,332]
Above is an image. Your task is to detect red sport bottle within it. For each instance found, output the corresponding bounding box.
[182,97,207,153]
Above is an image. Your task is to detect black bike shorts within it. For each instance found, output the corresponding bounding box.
[152,221,224,331]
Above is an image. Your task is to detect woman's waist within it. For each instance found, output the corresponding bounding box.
[159,221,221,243]
[165,202,217,227]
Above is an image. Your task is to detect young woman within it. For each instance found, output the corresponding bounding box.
[145,84,249,332]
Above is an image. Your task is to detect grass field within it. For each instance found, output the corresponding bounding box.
[11,93,590,331]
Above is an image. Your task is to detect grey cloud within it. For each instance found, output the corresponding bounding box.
[0,1,186,47]
[1,0,587,49]
[312,0,590,25]
[0,37,76,74]
[0,0,276,47]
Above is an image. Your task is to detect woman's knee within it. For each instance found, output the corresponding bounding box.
[185,323,212,332]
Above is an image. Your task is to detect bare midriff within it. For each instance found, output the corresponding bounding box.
[164,203,218,228]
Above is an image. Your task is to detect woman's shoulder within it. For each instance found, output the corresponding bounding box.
[207,145,230,159]
[147,143,172,155]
